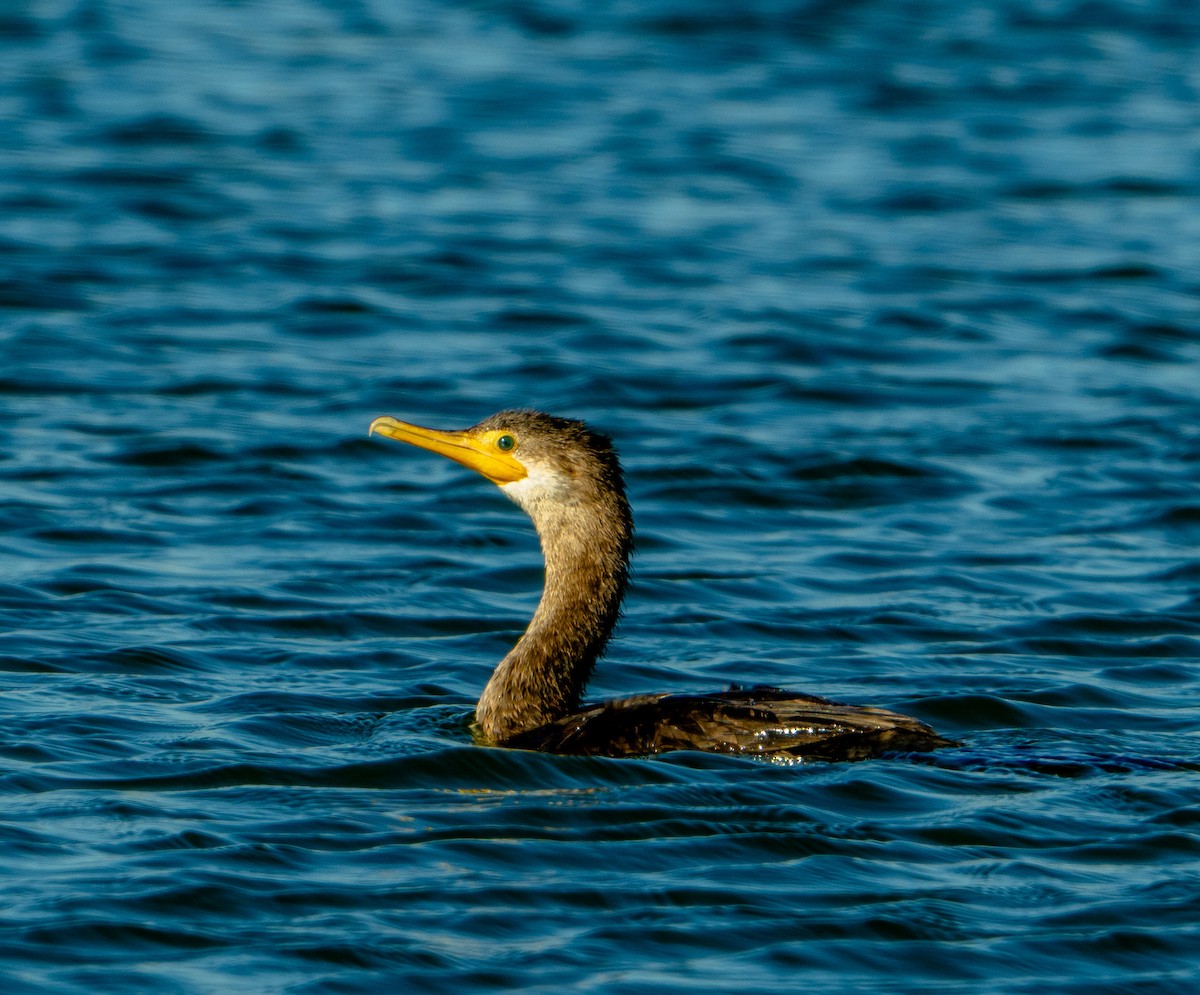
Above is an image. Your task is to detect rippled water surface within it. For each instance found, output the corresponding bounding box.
[4,1,1200,991]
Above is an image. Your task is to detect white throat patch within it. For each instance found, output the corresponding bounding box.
[500,464,571,515]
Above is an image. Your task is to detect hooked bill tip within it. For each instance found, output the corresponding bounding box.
[369,415,395,438]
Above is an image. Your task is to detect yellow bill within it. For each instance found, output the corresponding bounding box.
[369,415,527,485]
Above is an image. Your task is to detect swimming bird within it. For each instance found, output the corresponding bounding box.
[370,409,954,762]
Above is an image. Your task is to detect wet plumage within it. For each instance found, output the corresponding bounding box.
[370,409,954,762]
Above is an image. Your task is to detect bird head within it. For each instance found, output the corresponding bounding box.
[369,409,625,515]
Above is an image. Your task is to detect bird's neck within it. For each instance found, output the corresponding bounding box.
[475,483,631,743]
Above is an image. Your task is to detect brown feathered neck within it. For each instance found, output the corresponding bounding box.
[472,411,633,742]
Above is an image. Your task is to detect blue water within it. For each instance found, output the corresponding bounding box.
[4,0,1200,991]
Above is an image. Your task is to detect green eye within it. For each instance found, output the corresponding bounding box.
[496,434,516,452]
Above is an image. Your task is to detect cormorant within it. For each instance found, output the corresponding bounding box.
[370,410,954,762]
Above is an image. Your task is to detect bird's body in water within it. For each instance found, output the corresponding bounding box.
[370,409,954,762]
